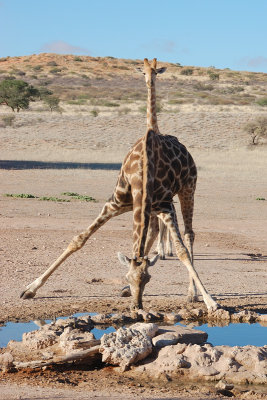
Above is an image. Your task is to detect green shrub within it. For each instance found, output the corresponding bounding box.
[193,83,214,91]
[1,114,15,126]
[61,192,96,202]
[118,107,131,115]
[43,95,61,112]
[50,67,62,74]
[74,56,83,62]
[168,99,186,104]
[91,109,99,117]
[33,65,43,71]
[139,103,162,113]
[256,97,267,106]
[243,116,267,145]
[180,68,193,76]
[4,193,36,198]
[208,70,220,80]
[47,61,58,66]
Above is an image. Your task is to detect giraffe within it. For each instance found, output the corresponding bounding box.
[118,58,207,304]
[20,58,219,311]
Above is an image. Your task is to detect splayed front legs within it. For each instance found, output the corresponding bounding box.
[21,202,131,299]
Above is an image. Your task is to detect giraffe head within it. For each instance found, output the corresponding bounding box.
[117,252,159,310]
[136,58,166,88]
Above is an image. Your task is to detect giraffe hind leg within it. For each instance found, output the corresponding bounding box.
[178,187,198,302]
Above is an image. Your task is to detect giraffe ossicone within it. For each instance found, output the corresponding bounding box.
[21,58,219,312]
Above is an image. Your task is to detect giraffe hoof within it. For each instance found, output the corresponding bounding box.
[120,286,131,297]
[159,255,165,260]
[208,303,221,311]
[167,252,173,257]
[20,289,36,299]
[187,294,200,303]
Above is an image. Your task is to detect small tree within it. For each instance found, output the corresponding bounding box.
[0,79,39,112]
[43,95,61,112]
[244,117,267,145]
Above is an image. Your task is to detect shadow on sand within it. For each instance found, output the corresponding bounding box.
[0,160,122,170]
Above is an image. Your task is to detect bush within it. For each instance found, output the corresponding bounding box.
[181,68,193,76]
[193,83,214,91]
[0,79,39,111]
[139,103,163,113]
[33,65,43,71]
[1,114,15,126]
[243,116,267,145]
[43,95,61,112]
[74,56,83,62]
[50,67,62,74]
[91,109,99,117]
[47,61,58,66]
[256,97,267,106]
[208,71,220,80]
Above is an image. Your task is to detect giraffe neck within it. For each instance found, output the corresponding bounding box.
[147,85,160,134]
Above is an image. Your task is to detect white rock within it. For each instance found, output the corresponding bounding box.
[100,326,153,371]
[131,323,158,338]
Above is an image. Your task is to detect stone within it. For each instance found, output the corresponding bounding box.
[208,308,231,321]
[131,323,158,338]
[137,309,153,322]
[22,329,58,349]
[231,310,258,323]
[59,327,99,353]
[156,325,208,345]
[216,380,234,390]
[100,326,153,371]
[148,310,164,321]
[190,308,204,318]
[152,332,181,348]
[257,314,267,327]
[177,308,193,320]
[0,352,14,370]
[90,313,112,324]
[163,313,181,323]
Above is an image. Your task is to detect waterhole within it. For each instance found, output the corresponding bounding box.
[0,312,266,348]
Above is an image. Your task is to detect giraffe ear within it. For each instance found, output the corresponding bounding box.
[148,254,160,267]
[117,252,131,266]
[156,67,167,74]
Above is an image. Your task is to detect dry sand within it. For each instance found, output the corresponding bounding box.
[0,108,266,399]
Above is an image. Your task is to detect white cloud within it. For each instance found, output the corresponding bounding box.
[40,40,90,55]
[142,39,176,54]
[241,56,267,68]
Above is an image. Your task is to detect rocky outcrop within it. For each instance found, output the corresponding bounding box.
[99,323,157,371]
[134,341,267,385]
[1,311,266,388]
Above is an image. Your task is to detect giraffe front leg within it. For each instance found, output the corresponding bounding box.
[158,208,219,311]
[166,227,173,257]
[21,202,131,299]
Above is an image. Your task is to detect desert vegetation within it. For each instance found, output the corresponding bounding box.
[0,54,266,117]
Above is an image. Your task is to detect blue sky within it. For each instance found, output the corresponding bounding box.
[0,0,267,72]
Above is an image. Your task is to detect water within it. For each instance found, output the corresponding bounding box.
[177,322,267,347]
[0,312,116,348]
[0,313,266,348]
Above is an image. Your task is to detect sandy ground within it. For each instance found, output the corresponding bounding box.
[0,110,267,399]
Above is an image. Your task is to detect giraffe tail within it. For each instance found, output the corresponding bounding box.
[138,129,156,257]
